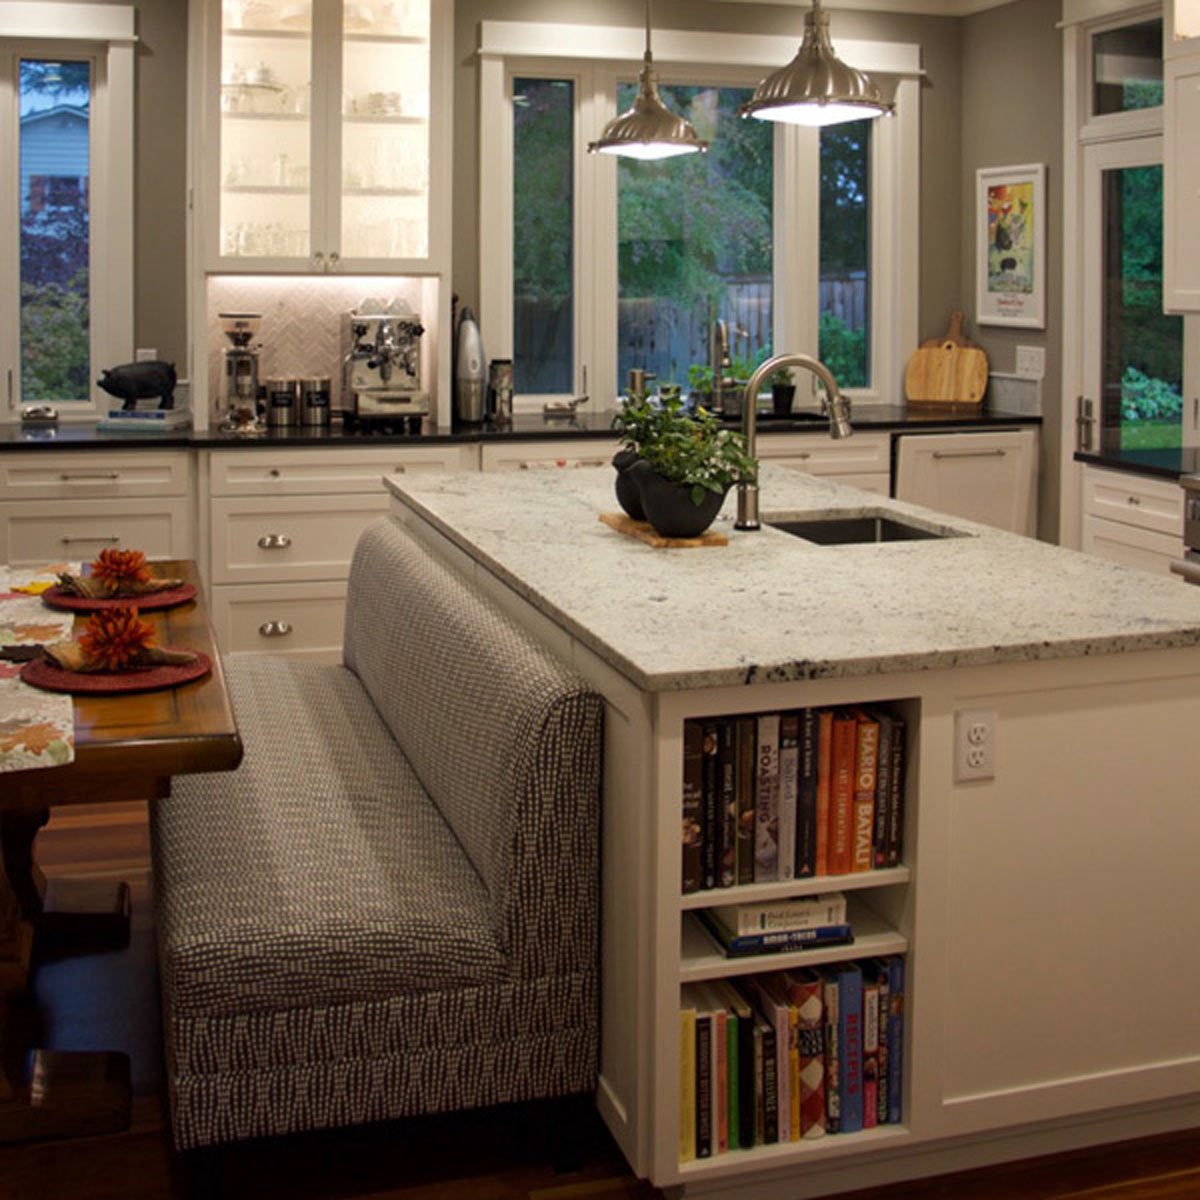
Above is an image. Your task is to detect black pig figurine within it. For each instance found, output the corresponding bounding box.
[97,361,177,410]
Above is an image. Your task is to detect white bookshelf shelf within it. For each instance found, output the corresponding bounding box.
[679,904,907,983]
[678,865,911,911]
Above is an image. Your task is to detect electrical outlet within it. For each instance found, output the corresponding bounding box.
[1015,346,1045,380]
[954,708,997,782]
[135,347,157,362]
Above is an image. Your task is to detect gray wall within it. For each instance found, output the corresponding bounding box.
[959,0,1064,540]
[75,0,189,369]
[452,1,965,342]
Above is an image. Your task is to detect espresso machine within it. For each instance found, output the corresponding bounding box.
[219,311,264,433]
[343,301,428,432]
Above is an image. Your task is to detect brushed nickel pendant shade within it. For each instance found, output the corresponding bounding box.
[741,0,894,128]
[587,0,708,160]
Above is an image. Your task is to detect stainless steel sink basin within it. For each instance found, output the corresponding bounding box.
[766,514,959,544]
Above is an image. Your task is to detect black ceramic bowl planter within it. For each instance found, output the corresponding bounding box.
[612,448,645,520]
[627,459,726,539]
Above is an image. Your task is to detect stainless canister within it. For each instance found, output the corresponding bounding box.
[265,377,298,428]
[489,358,513,425]
[300,376,331,427]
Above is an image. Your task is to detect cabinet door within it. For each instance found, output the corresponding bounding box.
[481,439,621,471]
[894,429,1037,536]
[0,499,194,567]
[755,431,890,477]
[1165,58,1200,311]
[1082,466,1184,538]
[1082,514,1186,576]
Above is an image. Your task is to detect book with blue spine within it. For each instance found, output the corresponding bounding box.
[836,960,864,1133]
[696,910,853,958]
[884,955,905,1124]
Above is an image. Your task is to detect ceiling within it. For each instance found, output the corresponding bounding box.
[716,0,1021,14]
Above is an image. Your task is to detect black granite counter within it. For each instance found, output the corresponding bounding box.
[0,405,1040,452]
[1075,447,1200,483]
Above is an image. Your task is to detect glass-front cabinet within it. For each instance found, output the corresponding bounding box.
[197,0,447,273]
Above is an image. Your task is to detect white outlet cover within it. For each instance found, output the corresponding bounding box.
[1015,345,1045,380]
[135,347,158,362]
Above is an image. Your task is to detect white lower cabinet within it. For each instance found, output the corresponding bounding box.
[0,450,195,566]
[205,444,473,660]
[1081,466,1185,576]
[757,431,890,496]
[481,438,621,471]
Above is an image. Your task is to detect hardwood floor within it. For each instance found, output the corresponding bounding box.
[2,802,1198,1200]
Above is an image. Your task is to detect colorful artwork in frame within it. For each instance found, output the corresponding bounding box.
[976,163,1046,329]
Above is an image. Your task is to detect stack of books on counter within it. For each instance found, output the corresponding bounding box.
[679,956,905,1162]
[97,397,191,432]
[682,706,907,894]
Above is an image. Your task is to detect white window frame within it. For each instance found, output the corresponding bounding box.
[479,21,920,415]
[0,2,135,422]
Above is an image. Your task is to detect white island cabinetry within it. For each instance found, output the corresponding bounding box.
[384,466,1200,1199]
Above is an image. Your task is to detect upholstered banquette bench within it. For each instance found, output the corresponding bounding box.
[151,516,604,1149]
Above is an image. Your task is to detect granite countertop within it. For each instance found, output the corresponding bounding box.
[1075,446,1200,482]
[385,465,1200,693]
[0,405,1040,451]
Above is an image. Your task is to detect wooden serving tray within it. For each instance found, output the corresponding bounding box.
[599,512,728,548]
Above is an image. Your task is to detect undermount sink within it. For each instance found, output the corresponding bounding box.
[766,514,960,544]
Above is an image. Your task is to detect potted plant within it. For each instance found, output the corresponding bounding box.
[613,397,757,539]
[769,365,796,416]
[686,363,714,408]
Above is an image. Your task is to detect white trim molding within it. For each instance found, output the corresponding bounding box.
[0,3,135,42]
[712,0,1017,13]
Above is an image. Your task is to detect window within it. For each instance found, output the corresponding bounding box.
[478,23,919,413]
[0,8,133,418]
[1091,18,1163,116]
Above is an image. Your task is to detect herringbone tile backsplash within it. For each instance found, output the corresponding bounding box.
[206,275,427,419]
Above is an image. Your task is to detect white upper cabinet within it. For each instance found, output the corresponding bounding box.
[1166,0,1200,57]
[1166,3,1200,309]
[193,0,451,274]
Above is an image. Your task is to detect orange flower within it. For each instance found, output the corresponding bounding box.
[90,548,151,594]
[79,607,156,671]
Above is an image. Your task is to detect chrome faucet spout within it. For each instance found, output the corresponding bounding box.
[735,351,853,531]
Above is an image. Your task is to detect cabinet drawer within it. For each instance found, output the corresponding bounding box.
[1082,467,1183,538]
[209,445,477,496]
[755,431,889,475]
[1081,514,1186,577]
[210,581,348,661]
[210,494,389,584]
[0,451,191,500]
[481,439,620,471]
[0,498,194,567]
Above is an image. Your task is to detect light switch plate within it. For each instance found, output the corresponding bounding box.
[1015,346,1045,380]
[135,347,157,362]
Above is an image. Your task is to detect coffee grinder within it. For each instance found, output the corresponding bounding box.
[219,312,264,433]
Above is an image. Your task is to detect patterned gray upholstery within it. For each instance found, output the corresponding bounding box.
[152,518,603,1149]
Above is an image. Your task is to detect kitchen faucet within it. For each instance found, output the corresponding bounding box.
[735,352,853,531]
[709,319,735,414]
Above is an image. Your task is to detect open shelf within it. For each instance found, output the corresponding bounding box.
[343,113,427,126]
[222,26,311,39]
[679,865,911,911]
[344,31,427,44]
[677,1122,911,1179]
[679,902,907,982]
[223,184,306,195]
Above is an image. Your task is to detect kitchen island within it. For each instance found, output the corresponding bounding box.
[384,465,1200,1199]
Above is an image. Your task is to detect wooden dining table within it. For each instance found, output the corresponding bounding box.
[0,560,241,1142]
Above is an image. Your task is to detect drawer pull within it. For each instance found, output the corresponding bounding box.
[1126,495,1142,506]
[268,468,281,478]
[60,535,119,545]
[932,448,1007,460]
[257,533,292,550]
[393,465,407,473]
[258,620,292,638]
[60,471,120,481]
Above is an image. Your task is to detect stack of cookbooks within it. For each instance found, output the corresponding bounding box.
[697,893,851,957]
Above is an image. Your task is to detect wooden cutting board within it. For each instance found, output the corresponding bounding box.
[904,311,989,406]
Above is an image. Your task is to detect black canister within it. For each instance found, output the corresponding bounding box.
[265,377,298,428]
[300,376,331,427]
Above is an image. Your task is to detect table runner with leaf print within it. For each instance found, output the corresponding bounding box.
[0,563,77,773]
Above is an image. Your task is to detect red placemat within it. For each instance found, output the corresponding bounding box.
[41,583,197,613]
[21,651,212,695]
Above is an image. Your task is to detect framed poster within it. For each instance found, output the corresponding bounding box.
[976,163,1046,329]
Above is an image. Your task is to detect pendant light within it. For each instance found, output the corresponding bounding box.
[741,0,894,128]
[587,0,708,160]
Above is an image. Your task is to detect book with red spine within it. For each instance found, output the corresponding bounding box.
[814,710,834,877]
[851,711,880,874]
[871,712,894,869]
[886,718,907,867]
[682,721,704,894]
[701,721,721,890]
[829,712,859,875]
[864,959,890,1126]
[783,967,827,1138]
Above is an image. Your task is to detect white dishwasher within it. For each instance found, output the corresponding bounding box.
[893,427,1039,536]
